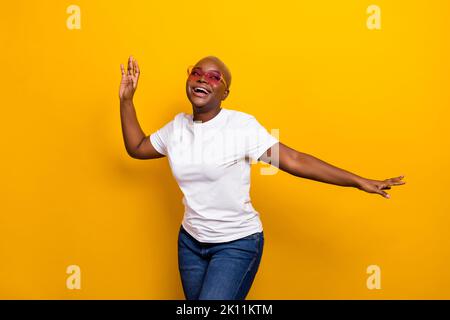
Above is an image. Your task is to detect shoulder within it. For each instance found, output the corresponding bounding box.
[174,111,188,120]
[168,111,189,125]
[155,112,187,134]
[224,109,275,136]
[225,108,254,120]
[224,108,256,126]
[165,111,187,123]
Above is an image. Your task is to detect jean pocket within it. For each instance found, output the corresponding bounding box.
[240,232,263,256]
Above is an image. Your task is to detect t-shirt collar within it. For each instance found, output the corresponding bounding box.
[189,107,227,128]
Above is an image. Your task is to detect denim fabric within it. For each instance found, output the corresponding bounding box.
[177,225,264,300]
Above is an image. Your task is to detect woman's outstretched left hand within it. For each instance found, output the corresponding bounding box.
[357,175,406,199]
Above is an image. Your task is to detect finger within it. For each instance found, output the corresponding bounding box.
[386,177,406,186]
[133,65,140,89]
[134,59,140,76]
[120,64,125,77]
[132,71,139,89]
[131,57,136,77]
[377,189,390,199]
[377,183,388,190]
[128,56,133,76]
[378,183,392,190]
[133,60,138,78]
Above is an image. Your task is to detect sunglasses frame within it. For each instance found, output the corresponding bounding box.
[187,65,228,89]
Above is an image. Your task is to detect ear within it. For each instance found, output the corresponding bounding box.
[222,89,230,100]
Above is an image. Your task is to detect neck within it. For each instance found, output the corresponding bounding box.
[192,106,222,123]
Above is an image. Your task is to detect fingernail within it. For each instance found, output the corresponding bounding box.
[386,194,390,199]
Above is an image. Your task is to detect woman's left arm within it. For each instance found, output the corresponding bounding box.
[259,142,406,199]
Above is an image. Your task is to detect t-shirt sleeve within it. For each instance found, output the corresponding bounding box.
[244,116,279,162]
[149,119,174,156]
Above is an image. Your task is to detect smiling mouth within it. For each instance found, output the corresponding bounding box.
[192,86,210,98]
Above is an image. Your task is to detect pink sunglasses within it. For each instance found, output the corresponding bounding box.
[187,65,228,89]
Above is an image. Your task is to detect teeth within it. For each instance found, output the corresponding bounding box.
[194,87,209,94]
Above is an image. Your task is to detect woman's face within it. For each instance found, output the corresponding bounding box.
[185,59,229,109]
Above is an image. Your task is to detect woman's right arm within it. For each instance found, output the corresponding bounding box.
[119,56,164,160]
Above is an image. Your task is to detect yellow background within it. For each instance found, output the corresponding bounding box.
[1,0,449,299]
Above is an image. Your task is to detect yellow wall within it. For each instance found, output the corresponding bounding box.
[1,0,449,299]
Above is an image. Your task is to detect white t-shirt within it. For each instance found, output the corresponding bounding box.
[149,107,279,243]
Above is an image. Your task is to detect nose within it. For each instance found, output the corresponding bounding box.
[197,77,208,84]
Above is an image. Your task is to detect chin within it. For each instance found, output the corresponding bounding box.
[188,96,210,108]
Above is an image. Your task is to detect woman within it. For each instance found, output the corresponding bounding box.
[119,55,405,300]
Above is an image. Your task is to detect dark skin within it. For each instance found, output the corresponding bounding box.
[185,56,232,123]
[119,55,406,198]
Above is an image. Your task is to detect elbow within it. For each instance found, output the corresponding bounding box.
[126,150,137,159]
[125,146,140,159]
[125,138,146,159]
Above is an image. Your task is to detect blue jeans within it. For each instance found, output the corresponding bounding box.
[177,225,264,300]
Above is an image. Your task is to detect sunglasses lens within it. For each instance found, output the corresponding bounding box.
[188,68,199,77]
[188,67,223,86]
[205,72,222,84]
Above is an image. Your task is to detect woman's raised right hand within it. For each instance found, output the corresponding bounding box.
[119,55,140,101]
